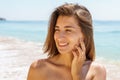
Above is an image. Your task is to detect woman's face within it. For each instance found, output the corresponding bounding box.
[54,16,84,54]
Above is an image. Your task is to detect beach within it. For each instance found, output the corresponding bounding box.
[0,21,120,80]
[0,37,120,80]
[0,37,46,80]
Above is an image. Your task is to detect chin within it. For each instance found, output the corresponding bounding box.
[58,50,72,55]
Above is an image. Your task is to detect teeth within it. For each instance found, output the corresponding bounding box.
[59,43,68,46]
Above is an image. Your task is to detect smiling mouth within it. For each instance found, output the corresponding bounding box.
[58,42,69,47]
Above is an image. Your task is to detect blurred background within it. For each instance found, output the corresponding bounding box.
[0,0,120,80]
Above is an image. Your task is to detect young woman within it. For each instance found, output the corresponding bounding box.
[27,3,106,80]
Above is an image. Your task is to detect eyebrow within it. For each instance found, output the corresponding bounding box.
[55,25,75,29]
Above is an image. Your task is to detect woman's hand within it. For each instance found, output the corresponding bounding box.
[71,39,86,80]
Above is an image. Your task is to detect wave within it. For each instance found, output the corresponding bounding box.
[0,36,43,50]
[0,36,47,80]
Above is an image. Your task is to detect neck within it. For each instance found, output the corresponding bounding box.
[53,53,73,68]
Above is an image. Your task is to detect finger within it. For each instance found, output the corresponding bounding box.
[75,45,82,55]
[79,52,86,59]
[75,46,85,60]
[79,39,86,60]
[72,50,78,59]
[80,39,86,53]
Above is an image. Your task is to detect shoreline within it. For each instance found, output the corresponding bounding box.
[0,36,120,80]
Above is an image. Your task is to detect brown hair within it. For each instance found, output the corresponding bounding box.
[43,3,95,61]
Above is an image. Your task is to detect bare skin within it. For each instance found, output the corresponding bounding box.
[27,16,106,80]
[27,58,106,80]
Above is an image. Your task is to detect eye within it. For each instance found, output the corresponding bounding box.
[66,29,72,32]
[55,28,60,32]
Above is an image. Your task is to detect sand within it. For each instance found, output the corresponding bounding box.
[0,37,120,80]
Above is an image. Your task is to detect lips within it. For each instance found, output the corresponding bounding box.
[59,42,68,46]
[57,42,69,49]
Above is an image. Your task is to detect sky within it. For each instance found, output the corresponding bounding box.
[0,0,120,21]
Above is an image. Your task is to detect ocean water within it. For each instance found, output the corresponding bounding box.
[0,20,120,80]
[94,21,120,60]
[0,21,48,43]
[0,20,120,60]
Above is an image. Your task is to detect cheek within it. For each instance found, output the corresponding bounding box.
[70,34,83,45]
[71,37,79,46]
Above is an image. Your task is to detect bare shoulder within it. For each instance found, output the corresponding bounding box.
[27,59,48,80]
[91,61,106,74]
[30,59,47,69]
[90,61,106,80]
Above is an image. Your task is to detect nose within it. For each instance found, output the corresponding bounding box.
[58,31,66,38]
[54,30,67,42]
[56,31,66,42]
